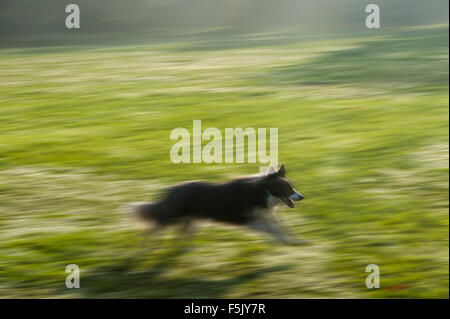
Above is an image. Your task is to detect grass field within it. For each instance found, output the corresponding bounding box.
[0,24,448,298]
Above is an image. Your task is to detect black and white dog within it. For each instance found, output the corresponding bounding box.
[132,165,309,245]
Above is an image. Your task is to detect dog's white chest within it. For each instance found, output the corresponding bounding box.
[250,194,281,219]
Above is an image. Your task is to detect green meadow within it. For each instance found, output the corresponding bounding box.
[0,25,448,298]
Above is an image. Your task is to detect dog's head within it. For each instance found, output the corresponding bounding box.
[263,164,304,208]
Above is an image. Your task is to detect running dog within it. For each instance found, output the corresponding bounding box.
[131,165,309,245]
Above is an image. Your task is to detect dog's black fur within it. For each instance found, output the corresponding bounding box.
[132,165,308,245]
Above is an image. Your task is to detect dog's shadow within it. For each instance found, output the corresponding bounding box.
[76,242,293,298]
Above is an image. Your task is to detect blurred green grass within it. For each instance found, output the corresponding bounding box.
[0,25,448,298]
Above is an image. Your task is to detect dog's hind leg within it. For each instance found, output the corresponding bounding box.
[246,217,310,246]
[147,223,170,249]
[132,222,168,257]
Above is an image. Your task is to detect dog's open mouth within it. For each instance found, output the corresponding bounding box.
[281,197,295,208]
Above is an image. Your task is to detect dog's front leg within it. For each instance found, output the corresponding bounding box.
[174,219,196,252]
[247,217,310,246]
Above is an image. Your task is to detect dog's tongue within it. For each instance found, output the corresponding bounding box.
[282,197,295,208]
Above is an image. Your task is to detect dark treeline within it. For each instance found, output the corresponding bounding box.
[0,0,448,46]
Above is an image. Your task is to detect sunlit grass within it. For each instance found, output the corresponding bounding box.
[0,25,448,298]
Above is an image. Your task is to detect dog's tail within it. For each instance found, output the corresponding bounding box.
[129,201,165,226]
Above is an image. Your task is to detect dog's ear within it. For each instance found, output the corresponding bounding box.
[267,166,276,174]
[266,166,277,179]
[277,164,286,177]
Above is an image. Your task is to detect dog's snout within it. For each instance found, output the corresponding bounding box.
[289,191,304,201]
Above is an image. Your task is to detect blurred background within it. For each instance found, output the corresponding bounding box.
[0,0,448,298]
